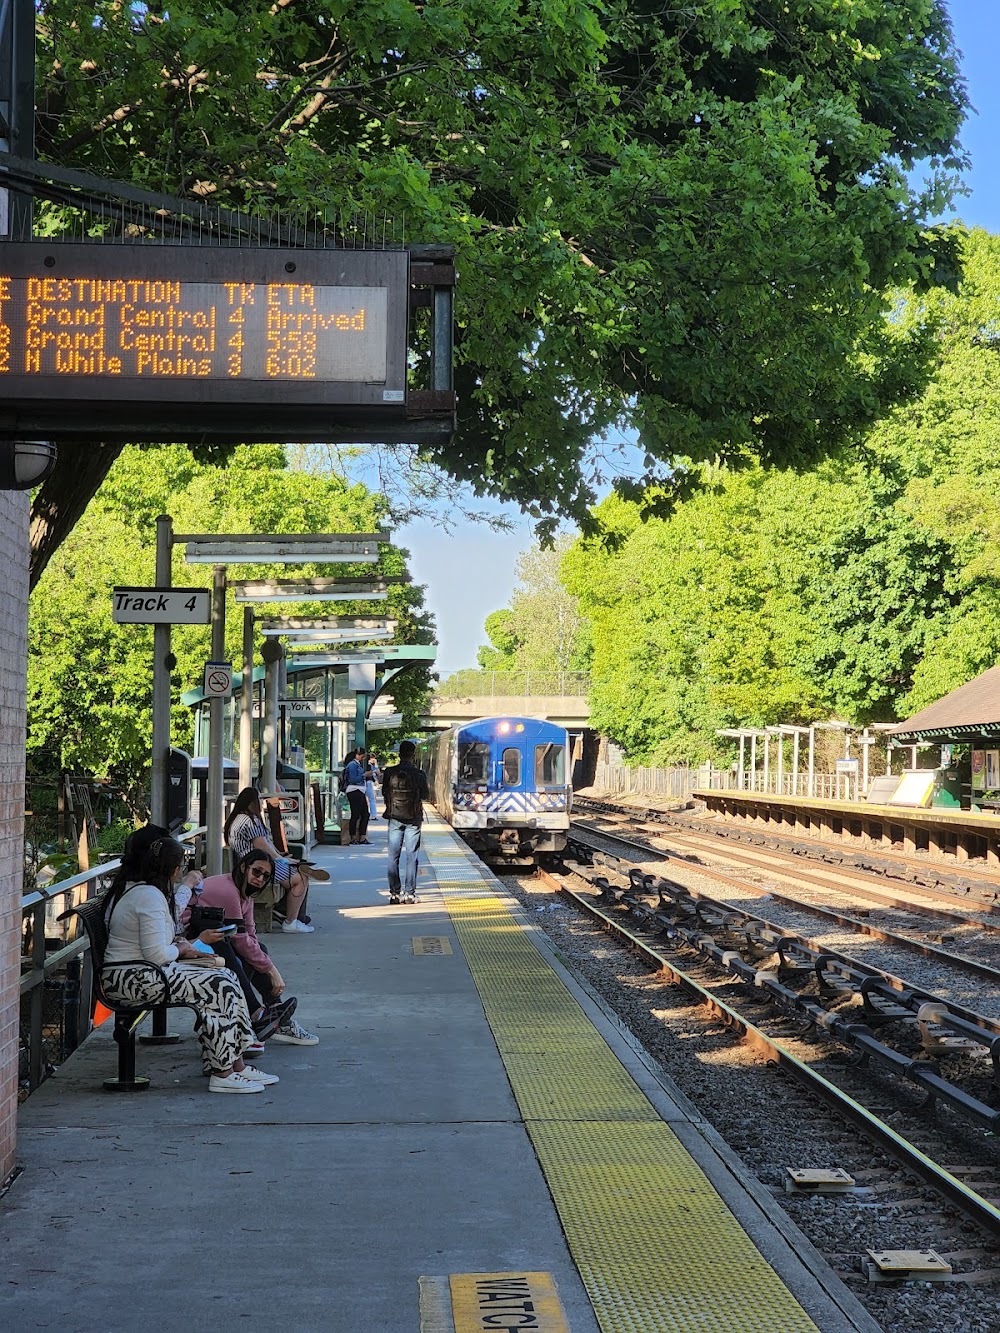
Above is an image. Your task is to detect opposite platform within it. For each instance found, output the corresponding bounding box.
[0,815,878,1332]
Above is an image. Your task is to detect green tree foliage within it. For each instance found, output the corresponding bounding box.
[477,610,520,670]
[563,464,956,762]
[34,0,967,536]
[864,228,1000,712]
[27,445,434,795]
[471,536,590,675]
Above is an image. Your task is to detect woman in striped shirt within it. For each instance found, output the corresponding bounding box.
[224,787,315,934]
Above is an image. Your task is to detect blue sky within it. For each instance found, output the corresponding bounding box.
[401,0,999,678]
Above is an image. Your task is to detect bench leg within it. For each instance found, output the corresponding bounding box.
[138,1005,181,1045]
[104,1015,150,1092]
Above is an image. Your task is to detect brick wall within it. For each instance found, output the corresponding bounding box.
[0,491,29,1185]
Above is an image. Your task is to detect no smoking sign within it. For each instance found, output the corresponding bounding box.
[204,661,233,699]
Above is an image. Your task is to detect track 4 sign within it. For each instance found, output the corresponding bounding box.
[112,587,211,624]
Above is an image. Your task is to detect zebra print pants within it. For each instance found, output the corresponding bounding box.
[102,961,255,1073]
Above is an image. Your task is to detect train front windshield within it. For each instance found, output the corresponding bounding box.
[457,741,490,784]
[535,742,565,786]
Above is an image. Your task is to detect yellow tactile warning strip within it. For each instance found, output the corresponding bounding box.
[423,821,821,1333]
[450,1273,569,1332]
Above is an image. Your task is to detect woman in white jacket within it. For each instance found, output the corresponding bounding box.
[101,836,275,1094]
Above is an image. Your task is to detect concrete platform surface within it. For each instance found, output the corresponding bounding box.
[0,815,879,1333]
[3,823,600,1333]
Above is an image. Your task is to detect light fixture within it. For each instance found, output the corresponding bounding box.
[179,532,389,565]
[282,628,395,644]
[233,577,396,603]
[0,442,57,490]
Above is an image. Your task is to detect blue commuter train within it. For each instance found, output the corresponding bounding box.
[417,716,572,863]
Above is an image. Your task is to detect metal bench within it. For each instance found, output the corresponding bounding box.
[58,893,198,1092]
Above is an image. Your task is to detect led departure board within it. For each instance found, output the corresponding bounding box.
[5,277,389,382]
[0,243,434,445]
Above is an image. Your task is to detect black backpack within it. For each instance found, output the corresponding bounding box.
[385,764,421,823]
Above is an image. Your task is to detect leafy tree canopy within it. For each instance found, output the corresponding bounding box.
[560,228,1000,762]
[563,460,956,762]
[471,536,590,672]
[34,0,968,540]
[27,444,434,800]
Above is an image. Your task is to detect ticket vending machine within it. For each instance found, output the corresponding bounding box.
[190,755,241,828]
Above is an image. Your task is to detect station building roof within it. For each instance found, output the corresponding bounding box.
[887,665,1000,743]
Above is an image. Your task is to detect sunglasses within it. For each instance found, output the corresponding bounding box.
[246,865,271,879]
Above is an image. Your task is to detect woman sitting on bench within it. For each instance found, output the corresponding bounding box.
[102,836,277,1094]
[193,850,319,1046]
[224,787,327,935]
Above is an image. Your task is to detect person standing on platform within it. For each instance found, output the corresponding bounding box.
[382,740,429,904]
[366,752,381,821]
[343,747,371,844]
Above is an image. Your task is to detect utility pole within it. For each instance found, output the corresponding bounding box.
[149,515,174,826]
[0,0,34,240]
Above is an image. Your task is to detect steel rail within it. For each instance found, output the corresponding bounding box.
[654,824,1000,931]
[537,866,1000,1238]
[573,857,1000,1055]
[612,796,1000,900]
[575,795,1000,920]
[569,820,1000,983]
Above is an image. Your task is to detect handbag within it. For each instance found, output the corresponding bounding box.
[187,903,225,938]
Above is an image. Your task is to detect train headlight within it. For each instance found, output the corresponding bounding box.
[498,722,511,734]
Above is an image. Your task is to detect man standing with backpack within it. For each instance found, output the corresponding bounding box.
[382,740,429,904]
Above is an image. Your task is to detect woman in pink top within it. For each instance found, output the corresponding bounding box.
[196,850,319,1045]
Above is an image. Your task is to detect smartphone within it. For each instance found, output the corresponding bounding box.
[217,924,238,937]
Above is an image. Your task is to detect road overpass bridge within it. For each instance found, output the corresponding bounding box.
[420,670,592,730]
[422,693,591,729]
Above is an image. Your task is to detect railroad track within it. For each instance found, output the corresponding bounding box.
[575,793,1000,911]
[508,854,1000,1312]
[571,812,1000,980]
[530,841,1000,1239]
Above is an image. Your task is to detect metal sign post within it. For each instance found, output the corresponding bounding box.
[150,515,173,827]
[205,567,228,875]
[239,607,255,791]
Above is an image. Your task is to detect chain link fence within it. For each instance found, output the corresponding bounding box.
[435,670,590,698]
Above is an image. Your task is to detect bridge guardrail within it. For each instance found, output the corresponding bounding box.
[434,670,590,699]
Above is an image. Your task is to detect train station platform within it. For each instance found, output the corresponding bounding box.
[695,788,1000,871]
[0,815,878,1333]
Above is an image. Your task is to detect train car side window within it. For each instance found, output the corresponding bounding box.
[535,743,565,786]
[457,741,490,784]
[502,748,522,786]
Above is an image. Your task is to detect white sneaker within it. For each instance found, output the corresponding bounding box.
[281,918,315,934]
[209,1071,263,1094]
[270,1018,320,1046]
[241,1064,280,1086]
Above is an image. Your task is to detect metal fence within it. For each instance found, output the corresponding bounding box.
[590,765,862,802]
[435,670,590,699]
[19,827,206,1101]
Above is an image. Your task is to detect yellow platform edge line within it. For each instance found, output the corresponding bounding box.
[424,822,821,1333]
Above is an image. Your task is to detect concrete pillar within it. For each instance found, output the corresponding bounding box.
[0,491,29,1185]
[903,826,917,855]
[926,828,942,858]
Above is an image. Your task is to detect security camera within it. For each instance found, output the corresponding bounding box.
[0,442,57,490]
